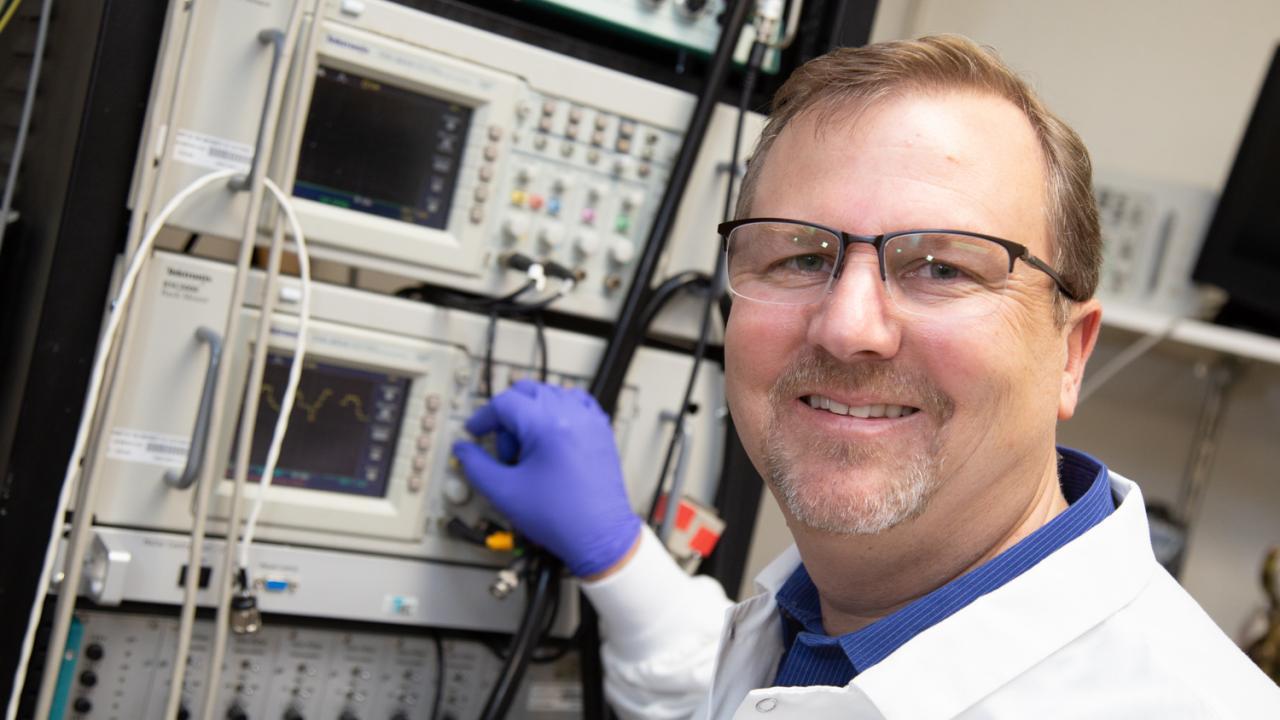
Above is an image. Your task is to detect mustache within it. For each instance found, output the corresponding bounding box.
[768,348,954,419]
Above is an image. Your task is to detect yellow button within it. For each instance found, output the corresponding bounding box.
[510,190,526,207]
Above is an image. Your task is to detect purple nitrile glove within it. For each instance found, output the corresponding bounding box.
[451,379,642,577]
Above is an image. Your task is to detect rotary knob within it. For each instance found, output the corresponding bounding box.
[575,232,600,258]
[610,237,636,264]
[501,216,529,245]
[538,221,565,250]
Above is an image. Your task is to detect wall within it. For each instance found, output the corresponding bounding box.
[741,0,1280,647]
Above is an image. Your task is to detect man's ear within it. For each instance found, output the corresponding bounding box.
[1059,299,1103,421]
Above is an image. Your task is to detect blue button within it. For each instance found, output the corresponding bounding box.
[547,197,561,216]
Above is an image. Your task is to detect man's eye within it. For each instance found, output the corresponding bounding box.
[926,262,962,281]
[780,254,830,273]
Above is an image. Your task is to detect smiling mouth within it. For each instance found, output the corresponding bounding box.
[801,395,921,419]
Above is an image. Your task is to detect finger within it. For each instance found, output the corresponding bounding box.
[464,401,502,437]
[452,441,515,501]
[509,378,544,398]
[496,428,519,464]
[464,388,537,438]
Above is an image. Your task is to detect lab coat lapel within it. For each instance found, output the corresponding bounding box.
[853,473,1156,719]
[705,546,798,720]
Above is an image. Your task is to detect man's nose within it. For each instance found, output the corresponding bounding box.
[805,251,903,361]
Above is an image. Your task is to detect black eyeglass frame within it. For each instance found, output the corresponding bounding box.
[717,218,1082,303]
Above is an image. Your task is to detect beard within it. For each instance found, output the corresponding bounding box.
[762,349,954,535]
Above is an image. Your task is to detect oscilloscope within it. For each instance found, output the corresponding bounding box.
[85,251,725,595]
[137,0,759,334]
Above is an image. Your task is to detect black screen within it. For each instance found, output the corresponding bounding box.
[230,355,411,498]
[294,66,472,229]
[1192,46,1280,332]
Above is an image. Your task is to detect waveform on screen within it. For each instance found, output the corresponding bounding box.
[260,383,371,423]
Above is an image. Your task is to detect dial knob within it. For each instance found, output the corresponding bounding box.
[443,478,472,506]
[84,643,104,661]
[79,670,97,687]
[72,698,92,714]
[501,217,529,245]
[574,232,599,258]
[538,222,565,250]
[610,238,636,264]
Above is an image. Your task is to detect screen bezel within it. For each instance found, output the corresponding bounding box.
[210,311,453,543]
[274,21,524,277]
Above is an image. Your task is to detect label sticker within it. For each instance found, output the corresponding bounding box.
[106,428,190,468]
[527,682,582,713]
[172,128,253,172]
[383,595,419,617]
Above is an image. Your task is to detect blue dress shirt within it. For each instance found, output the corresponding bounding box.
[772,446,1115,687]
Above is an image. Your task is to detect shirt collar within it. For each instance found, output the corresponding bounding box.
[774,446,1114,675]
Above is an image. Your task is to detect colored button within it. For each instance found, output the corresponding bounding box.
[581,208,596,225]
[546,197,561,216]
[510,190,526,207]
[528,195,544,211]
[615,214,631,234]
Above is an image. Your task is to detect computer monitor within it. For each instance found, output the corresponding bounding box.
[1192,45,1280,335]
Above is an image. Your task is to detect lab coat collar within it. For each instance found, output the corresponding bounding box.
[713,473,1156,720]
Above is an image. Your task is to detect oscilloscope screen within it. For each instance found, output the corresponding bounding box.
[229,354,412,498]
[293,65,473,231]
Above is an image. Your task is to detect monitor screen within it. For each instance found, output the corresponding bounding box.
[293,65,473,230]
[1192,46,1280,333]
[230,354,412,498]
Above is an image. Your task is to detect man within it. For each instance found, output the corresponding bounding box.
[453,35,1280,718]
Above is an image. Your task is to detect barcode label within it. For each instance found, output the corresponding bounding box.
[172,128,253,172]
[107,428,189,468]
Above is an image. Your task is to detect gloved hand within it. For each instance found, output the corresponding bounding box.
[452,380,642,577]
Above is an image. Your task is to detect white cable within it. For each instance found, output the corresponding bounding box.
[22,168,237,720]
[238,179,310,566]
[186,3,308,714]
[1078,318,1179,405]
[0,0,53,256]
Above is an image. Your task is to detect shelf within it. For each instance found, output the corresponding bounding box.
[1101,301,1280,366]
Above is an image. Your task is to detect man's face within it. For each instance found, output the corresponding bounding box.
[725,91,1077,536]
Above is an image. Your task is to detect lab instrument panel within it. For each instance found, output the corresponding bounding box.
[80,252,723,631]
[57,610,580,720]
[136,0,753,334]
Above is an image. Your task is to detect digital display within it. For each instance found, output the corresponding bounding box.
[294,66,473,230]
[230,355,412,498]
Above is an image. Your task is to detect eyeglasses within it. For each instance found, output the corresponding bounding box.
[718,218,1079,318]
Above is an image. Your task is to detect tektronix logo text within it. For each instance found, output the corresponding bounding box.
[326,34,370,54]
[166,267,212,284]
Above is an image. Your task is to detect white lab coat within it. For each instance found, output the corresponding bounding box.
[584,472,1280,719]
